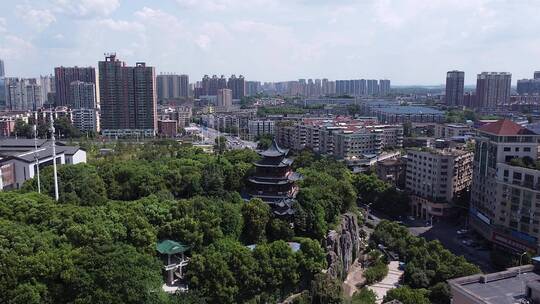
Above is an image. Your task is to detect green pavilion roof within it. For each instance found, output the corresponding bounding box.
[156,240,190,255]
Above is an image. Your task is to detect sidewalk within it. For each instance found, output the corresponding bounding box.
[367,261,403,303]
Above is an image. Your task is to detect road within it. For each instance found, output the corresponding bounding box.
[364,209,494,273]
[192,124,257,150]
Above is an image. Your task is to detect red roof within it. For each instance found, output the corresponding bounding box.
[478,119,536,136]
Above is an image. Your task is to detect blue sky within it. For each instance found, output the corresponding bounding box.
[1,0,539,85]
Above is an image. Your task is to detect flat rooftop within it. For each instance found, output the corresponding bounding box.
[449,265,540,304]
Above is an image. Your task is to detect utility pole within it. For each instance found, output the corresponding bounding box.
[33,123,41,194]
[50,115,59,201]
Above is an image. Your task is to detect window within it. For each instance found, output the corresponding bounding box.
[504,170,509,177]
[524,147,531,152]
[515,147,520,152]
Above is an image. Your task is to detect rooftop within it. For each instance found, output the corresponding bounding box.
[478,119,537,136]
[448,265,539,304]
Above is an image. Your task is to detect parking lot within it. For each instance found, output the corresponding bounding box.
[365,210,495,273]
[406,218,495,273]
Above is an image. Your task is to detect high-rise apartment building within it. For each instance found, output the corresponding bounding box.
[54,66,96,107]
[216,88,232,112]
[99,54,157,137]
[475,72,511,108]
[379,79,391,96]
[39,75,55,105]
[535,71,540,79]
[245,81,261,96]
[469,120,540,253]
[70,81,96,109]
[0,59,4,77]
[201,75,227,96]
[5,78,42,111]
[228,75,245,99]
[517,72,540,96]
[406,147,473,220]
[367,79,379,95]
[445,71,464,106]
[156,74,189,102]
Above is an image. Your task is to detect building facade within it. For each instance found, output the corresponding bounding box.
[54,66,96,107]
[446,70,465,106]
[99,54,157,137]
[406,148,473,220]
[469,119,540,253]
[435,123,473,138]
[216,88,232,112]
[5,78,42,111]
[228,75,245,100]
[475,72,511,109]
[156,74,189,102]
[248,120,274,140]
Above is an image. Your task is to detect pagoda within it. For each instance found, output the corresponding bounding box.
[248,139,301,215]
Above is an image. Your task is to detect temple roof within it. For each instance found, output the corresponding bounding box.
[157,240,190,255]
[254,157,293,167]
[259,139,289,157]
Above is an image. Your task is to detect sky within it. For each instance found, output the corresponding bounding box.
[0,0,539,85]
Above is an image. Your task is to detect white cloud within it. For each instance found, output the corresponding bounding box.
[0,18,6,32]
[196,35,211,50]
[0,35,35,59]
[16,7,56,31]
[98,19,144,32]
[54,0,120,17]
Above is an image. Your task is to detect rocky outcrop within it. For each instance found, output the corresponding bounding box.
[324,212,365,279]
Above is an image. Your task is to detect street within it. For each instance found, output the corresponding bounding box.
[192,124,257,150]
[365,210,495,273]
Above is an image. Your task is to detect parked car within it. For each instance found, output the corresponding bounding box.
[407,216,415,221]
[457,229,469,235]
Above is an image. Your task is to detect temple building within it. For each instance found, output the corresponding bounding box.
[248,139,301,215]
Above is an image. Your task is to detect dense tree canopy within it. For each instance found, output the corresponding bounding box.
[7,142,354,303]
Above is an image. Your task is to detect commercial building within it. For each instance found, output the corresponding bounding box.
[475,72,511,109]
[216,88,232,112]
[435,123,473,138]
[469,119,540,253]
[448,262,540,304]
[99,54,157,137]
[156,74,189,102]
[445,70,465,106]
[227,75,245,100]
[54,66,96,107]
[406,148,473,220]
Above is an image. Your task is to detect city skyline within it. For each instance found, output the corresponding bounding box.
[1,1,540,85]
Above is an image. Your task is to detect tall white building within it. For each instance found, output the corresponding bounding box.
[216,88,232,112]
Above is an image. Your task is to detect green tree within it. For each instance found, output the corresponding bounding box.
[13,118,33,138]
[383,286,430,304]
[351,288,377,304]
[256,133,274,150]
[310,273,343,304]
[241,198,271,244]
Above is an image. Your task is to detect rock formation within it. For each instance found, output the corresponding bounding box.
[324,212,365,279]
